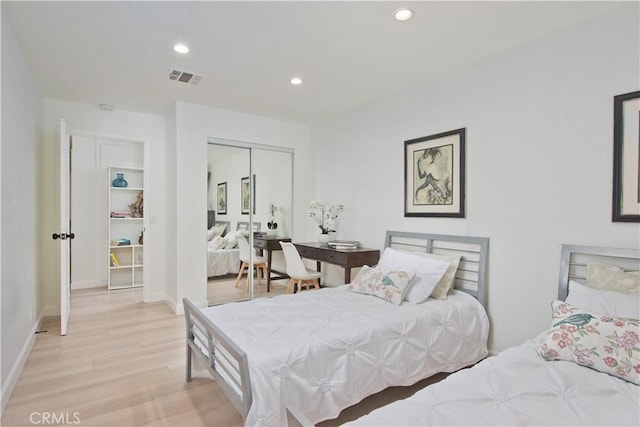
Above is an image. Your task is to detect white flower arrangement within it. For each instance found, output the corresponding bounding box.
[309,201,344,234]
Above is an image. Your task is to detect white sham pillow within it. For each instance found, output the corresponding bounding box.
[396,250,461,300]
[208,223,227,240]
[377,247,449,304]
[223,233,238,249]
[566,280,639,319]
[209,236,226,250]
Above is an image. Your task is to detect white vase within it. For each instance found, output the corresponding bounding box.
[267,228,277,237]
[318,233,330,244]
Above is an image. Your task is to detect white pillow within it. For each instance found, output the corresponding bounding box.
[377,247,449,304]
[397,250,461,300]
[207,228,215,241]
[223,234,238,249]
[209,236,226,250]
[209,223,227,239]
[566,280,639,319]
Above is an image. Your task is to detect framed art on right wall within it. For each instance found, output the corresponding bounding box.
[404,128,466,218]
[613,90,640,222]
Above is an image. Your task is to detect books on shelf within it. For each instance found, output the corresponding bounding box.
[110,252,120,267]
[110,211,131,218]
[328,240,360,250]
[110,239,131,246]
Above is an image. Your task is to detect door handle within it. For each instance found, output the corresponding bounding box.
[52,233,75,240]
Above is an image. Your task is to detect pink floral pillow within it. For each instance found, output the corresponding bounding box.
[348,265,411,305]
[537,301,640,385]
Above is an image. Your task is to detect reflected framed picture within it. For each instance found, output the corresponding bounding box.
[217,182,227,215]
[613,90,640,222]
[404,128,465,218]
[241,175,256,215]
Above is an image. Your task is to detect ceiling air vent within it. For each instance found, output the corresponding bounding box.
[168,69,203,85]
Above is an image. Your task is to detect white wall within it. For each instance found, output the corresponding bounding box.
[41,99,167,310]
[310,6,640,352]
[169,102,310,313]
[1,8,43,410]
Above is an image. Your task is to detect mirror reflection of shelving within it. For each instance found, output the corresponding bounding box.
[108,166,144,290]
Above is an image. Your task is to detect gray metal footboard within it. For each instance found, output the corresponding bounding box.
[183,297,252,424]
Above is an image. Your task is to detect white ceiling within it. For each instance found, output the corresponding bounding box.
[4,1,624,124]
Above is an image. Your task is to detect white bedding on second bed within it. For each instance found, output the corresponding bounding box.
[201,287,489,426]
[346,333,640,426]
[207,242,240,277]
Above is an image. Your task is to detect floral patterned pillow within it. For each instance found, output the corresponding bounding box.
[348,265,411,305]
[537,301,640,385]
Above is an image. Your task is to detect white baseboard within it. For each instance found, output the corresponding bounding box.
[1,313,43,413]
[164,294,207,315]
[71,280,107,290]
[142,291,165,303]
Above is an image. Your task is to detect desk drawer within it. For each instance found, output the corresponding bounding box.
[296,246,348,265]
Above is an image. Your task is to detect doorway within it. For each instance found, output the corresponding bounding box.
[206,138,293,305]
[69,133,146,296]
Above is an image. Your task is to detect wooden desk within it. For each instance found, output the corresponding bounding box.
[293,242,380,284]
[253,235,291,292]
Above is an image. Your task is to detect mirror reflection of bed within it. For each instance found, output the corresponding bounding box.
[206,141,293,305]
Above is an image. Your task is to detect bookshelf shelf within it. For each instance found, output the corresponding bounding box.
[108,166,144,290]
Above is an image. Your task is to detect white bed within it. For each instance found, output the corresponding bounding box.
[185,231,490,426]
[207,221,240,277]
[334,244,640,427]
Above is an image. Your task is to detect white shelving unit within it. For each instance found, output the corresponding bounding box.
[108,166,144,290]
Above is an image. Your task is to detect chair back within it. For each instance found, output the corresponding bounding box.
[280,242,311,279]
[237,234,252,262]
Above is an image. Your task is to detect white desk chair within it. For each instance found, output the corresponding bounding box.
[235,235,269,291]
[280,242,321,293]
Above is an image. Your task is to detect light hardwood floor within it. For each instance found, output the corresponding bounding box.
[207,274,288,306]
[2,287,446,427]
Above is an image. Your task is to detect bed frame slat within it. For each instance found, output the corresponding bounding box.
[183,298,252,423]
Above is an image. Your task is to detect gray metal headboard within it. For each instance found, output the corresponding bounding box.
[236,221,261,232]
[384,231,489,308]
[558,244,640,301]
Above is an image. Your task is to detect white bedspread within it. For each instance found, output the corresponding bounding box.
[207,243,240,277]
[201,287,489,426]
[347,333,640,426]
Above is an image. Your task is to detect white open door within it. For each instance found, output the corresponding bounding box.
[58,118,71,335]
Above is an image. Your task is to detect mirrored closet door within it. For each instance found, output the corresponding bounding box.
[206,138,293,305]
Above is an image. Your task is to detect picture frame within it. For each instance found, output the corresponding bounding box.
[612,90,640,222]
[241,175,256,215]
[404,128,465,218]
[217,182,227,215]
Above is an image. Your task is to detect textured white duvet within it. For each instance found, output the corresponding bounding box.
[201,287,489,426]
[347,334,640,426]
[207,244,240,277]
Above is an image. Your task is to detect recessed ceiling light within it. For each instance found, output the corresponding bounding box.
[173,44,189,54]
[290,77,302,85]
[393,8,413,21]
